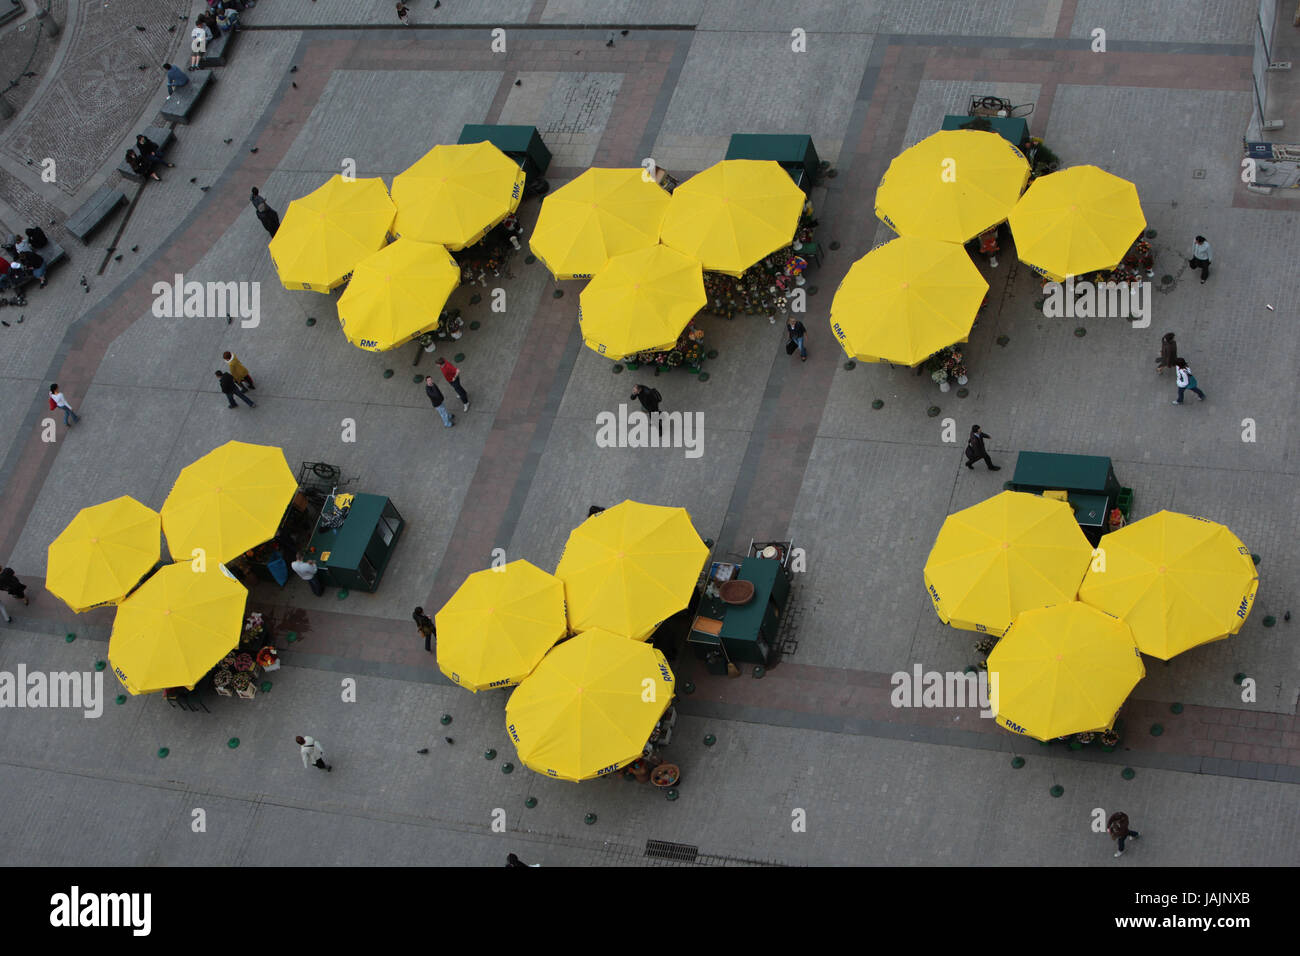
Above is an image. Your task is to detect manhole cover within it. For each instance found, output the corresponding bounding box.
[1192,169,1206,179]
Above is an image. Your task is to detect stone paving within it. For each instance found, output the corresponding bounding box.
[0,1,1297,868]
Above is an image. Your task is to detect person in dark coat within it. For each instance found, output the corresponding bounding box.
[786,317,807,361]
[964,425,1000,471]
[1107,811,1140,857]
[424,376,455,428]
[215,370,256,408]
[125,150,162,182]
[1155,332,1177,374]
[0,567,29,605]
[630,384,663,435]
[256,202,280,237]
[136,135,174,169]
[413,606,435,652]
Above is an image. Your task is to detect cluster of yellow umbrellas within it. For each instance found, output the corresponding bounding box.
[835,130,1146,365]
[46,441,300,696]
[924,493,1257,740]
[435,500,705,781]
[270,141,531,353]
[530,159,804,360]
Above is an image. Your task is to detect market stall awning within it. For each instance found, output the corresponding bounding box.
[268,175,396,293]
[555,500,708,641]
[1077,511,1257,660]
[46,496,161,613]
[987,602,1144,741]
[829,236,988,367]
[923,491,1095,637]
[876,129,1029,244]
[504,628,675,781]
[529,167,670,280]
[108,561,248,695]
[161,442,299,566]
[578,244,705,359]
[1007,165,1146,280]
[658,159,805,277]
[391,141,526,250]
[337,238,460,352]
[436,559,568,692]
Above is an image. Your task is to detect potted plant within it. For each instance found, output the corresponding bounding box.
[418,332,437,352]
[213,669,233,696]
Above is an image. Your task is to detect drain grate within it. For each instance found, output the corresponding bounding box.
[645,839,700,862]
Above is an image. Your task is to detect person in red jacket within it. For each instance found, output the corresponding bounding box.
[436,357,470,411]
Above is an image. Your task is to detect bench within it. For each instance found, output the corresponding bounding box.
[0,0,23,28]
[66,186,127,242]
[160,70,213,125]
[199,27,238,68]
[116,125,174,182]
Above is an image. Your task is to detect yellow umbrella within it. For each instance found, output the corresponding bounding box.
[876,129,1029,243]
[530,168,671,280]
[109,561,248,694]
[268,175,396,292]
[658,159,805,276]
[924,491,1094,637]
[505,628,675,781]
[555,500,708,641]
[1078,511,1258,660]
[578,245,705,359]
[987,602,1144,740]
[436,560,567,692]
[46,496,161,613]
[1007,165,1146,280]
[161,442,298,566]
[391,141,526,250]
[337,238,460,352]
[830,237,988,366]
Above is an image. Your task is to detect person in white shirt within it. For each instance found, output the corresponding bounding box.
[296,735,331,771]
[190,25,212,69]
[291,552,324,597]
[1189,235,1212,284]
[49,383,79,426]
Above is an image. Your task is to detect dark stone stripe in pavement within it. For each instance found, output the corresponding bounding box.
[635,31,693,165]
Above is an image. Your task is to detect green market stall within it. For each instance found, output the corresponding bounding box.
[305,493,405,592]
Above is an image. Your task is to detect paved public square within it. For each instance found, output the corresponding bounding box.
[0,0,1297,868]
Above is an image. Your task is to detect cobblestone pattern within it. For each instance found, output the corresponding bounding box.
[1,0,177,195]
[0,0,67,120]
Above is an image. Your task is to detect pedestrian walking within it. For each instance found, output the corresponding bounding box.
[630,384,663,434]
[249,188,280,237]
[48,384,79,426]
[1107,811,1140,857]
[216,370,256,408]
[436,357,470,410]
[424,376,455,428]
[1155,332,1177,374]
[505,853,540,868]
[964,425,1000,471]
[1171,358,1205,404]
[291,552,324,596]
[1188,235,1212,284]
[0,566,29,606]
[223,351,256,390]
[413,606,435,653]
[786,317,807,361]
[296,735,332,771]
[396,2,411,24]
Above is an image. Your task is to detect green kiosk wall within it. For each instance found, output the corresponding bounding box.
[458,124,552,179]
[309,494,405,592]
